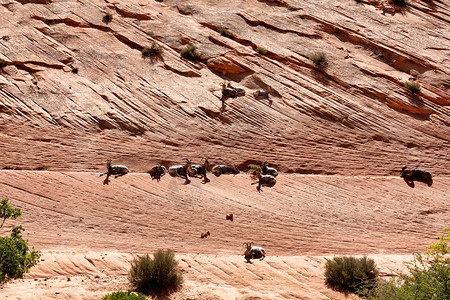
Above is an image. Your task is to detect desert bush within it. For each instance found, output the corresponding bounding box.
[404,81,421,93]
[309,52,327,67]
[247,164,261,171]
[102,290,145,300]
[388,0,409,5]
[0,198,41,285]
[71,67,78,74]
[324,256,379,293]
[128,249,183,295]
[218,28,234,39]
[367,229,450,300]
[256,47,268,55]
[180,45,201,61]
[142,42,163,57]
[0,59,7,69]
[103,12,113,23]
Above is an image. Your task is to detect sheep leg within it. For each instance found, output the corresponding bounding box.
[103,174,111,185]
[202,174,210,184]
[404,178,415,188]
[183,174,191,185]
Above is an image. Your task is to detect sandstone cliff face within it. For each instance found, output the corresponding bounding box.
[0,0,449,174]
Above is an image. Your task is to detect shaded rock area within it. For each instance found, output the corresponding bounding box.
[0,0,448,175]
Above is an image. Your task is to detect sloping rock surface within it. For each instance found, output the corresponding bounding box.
[0,0,448,175]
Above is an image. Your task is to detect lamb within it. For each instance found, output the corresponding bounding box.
[243,242,266,263]
[211,164,240,177]
[147,164,167,182]
[252,86,273,99]
[226,213,234,222]
[99,160,129,185]
[200,231,210,239]
[252,173,276,193]
[168,160,191,185]
[186,158,211,184]
[262,161,278,177]
[221,81,245,99]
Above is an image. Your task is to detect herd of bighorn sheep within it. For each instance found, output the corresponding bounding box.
[100,159,275,262]
[100,158,278,193]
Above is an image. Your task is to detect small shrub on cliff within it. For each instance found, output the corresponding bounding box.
[324,256,379,293]
[256,47,268,55]
[218,28,234,39]
[142,42,163,57]
[103,12,113,23]
[367,229,450,300]
[102,290,145,300]
[0,198,41,285]
[404,80,421,93]
[180,45,201,61]
[128,249,183,295]
[0,59,7,69]
[309,52,328,67]
[388,0,409,5]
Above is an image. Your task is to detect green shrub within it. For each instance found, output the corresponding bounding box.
[324,256,379,293]
[218,28,234,39]
[309,52,327,67]
[103,12,113,23]
[0,59,7,69]
[180,45,201,61]
[367,229,450,300]
[102,290,145,300]
[404,81,421,93]
[256,47,268,55]
[142,42,163,57]
[0,198,41,285]
[128,249,183,295]
[247,164,261,172]
[388,0,409,5]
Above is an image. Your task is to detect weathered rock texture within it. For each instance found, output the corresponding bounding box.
[0,171,449,299]
[0,0,448,175]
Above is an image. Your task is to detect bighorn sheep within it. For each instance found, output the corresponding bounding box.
[401,165,433,188]
[243,242,266,263]
[221,81,245,100]
[381,1,395,13]
[168,159,191,185]
[99,160,129,185]
[186,158,211,184]
[211,164,240,177]
[147,164,167,182]
[226,213,234,221]
[251,173,276,193]
[253,86,273,99]
[262,161,278,177]
[201,231,210,239]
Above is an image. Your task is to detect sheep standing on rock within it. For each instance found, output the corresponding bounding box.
[221,81,245,100]
[401,165,433,188]
[186,158,211,184]
[99,160,129,185]
[168,160,191,185]
[252,173,276,193]
[262,161,278,177]
[243,242,266,263]
[212,164,240,177]
[147,164,167,182]
[201,231,210,239]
